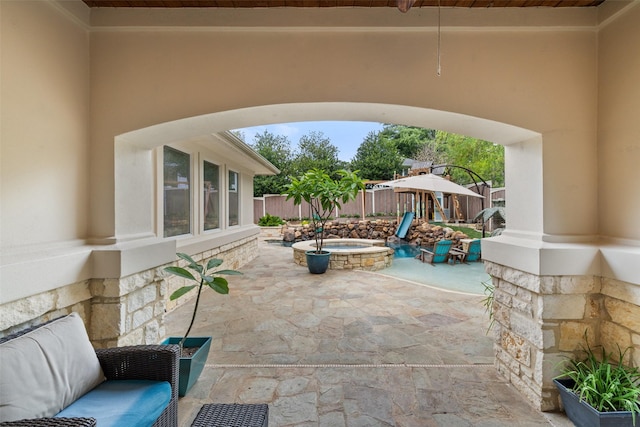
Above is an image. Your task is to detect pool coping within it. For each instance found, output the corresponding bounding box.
[292,239,394,271]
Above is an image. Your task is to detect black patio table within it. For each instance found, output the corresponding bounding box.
[190,404,268,427]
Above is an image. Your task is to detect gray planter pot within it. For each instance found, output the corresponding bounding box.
[305,250,330,274]
[554,378,635,427]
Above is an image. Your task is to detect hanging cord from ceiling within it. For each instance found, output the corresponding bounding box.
[396,0,441,76]
[437,0,442,76]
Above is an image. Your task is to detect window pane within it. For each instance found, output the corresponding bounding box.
[203,161,219,231]
[228,170,239,226]
[163,146,190,237]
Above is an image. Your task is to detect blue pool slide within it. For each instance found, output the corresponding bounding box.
[395,212,415,239]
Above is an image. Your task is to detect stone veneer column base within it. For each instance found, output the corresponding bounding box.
[485,261,640,412]
[485,261,600,411]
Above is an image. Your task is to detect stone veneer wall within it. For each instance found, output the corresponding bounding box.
[485,261,640,412]
[282,219,471,248]
[0,236,258,348]
[0,281,93,337]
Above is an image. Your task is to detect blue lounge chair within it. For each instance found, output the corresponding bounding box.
[450,239,482,263]
[418,239,453,265]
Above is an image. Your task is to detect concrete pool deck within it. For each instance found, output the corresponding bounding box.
[166,240,573,427]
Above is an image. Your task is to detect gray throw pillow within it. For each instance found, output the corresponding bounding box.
[0,313,106,422]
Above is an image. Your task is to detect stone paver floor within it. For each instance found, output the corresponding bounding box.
[165,241,573,426]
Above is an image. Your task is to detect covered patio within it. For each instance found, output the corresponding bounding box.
[2,0,639,423]
[167,240,572,426]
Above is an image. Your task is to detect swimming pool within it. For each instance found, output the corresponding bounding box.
[275,239,489,294]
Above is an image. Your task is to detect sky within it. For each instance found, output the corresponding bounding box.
[234,121,385,162]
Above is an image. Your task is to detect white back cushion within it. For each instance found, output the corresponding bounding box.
[0,313,105,422]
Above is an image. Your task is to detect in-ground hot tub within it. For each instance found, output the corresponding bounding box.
[292,239,394,271]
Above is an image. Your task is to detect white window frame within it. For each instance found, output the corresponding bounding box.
[160,145,195,239]
[227,168,240,228]
[201,155,222,234]
[157,144,246,240]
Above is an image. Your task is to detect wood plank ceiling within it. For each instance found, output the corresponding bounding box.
[82,1,606,9]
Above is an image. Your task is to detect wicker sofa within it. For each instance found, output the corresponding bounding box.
[0,314,179,427]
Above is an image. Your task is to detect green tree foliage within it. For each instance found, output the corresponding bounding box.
[251,130,294,197]
[361,125,504,186]
[292,131,342,178]
[249,123,504,196]
[380,124,436,159]
[350,131,403,180]
[432,130,505,186]
[414,139,448,165]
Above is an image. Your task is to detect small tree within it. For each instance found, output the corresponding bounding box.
[285,169,364,253]
[164,253,241,350]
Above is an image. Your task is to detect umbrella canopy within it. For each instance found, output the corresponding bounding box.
[377,174,484,198]
[473,207,505,223]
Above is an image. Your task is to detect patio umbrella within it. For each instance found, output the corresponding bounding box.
[377,174,484,198]
[473,206,506,223]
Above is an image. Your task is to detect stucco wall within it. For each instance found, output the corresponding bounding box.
[0,2,271,307]
[87,12,599,244]
[81,4,640,284]
[597,4,640,241]
[1,1,90,248]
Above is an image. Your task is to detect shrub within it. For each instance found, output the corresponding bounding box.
[258,213,285,226]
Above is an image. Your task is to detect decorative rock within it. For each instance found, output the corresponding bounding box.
[281,219,470,248]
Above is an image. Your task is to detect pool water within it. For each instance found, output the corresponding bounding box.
[385,242,421,258]
[323,244,370,250]
[382,256,489,295]
[383,242,489,295]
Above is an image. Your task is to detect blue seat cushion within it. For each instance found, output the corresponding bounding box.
[55,380,171,427]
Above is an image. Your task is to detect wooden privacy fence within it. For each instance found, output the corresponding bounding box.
[253,187,501,224]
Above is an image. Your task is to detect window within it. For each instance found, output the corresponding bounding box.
[203,161,220,231]
[228,170,239,226]
[163,146,190,237]
[160,143,243,238]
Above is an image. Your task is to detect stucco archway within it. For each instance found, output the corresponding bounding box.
[115,101,542,244]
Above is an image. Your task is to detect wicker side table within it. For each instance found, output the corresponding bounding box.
[191,404,268,427]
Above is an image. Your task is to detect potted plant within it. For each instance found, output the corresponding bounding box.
[163,252,241,396]
[553,334,640,427]
[285,168,364,274]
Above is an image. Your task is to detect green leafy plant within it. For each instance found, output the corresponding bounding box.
[258,213,285,226]
[164,253,242,349]
[556,333,640,424]
[285,169,365,253]
[481,280,495,334]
